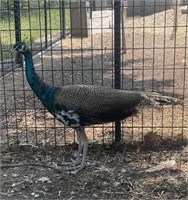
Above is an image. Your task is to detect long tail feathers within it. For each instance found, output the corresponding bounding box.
[139,92,183,108]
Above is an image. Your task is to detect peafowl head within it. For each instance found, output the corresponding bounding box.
[12,41,29,54]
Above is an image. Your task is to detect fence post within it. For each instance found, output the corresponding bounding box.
[114,0,121,142]
[121,1,126,54]
[44,0,48,49]
[60,0,66,39]
[14,0,22,66]
[89,0,93,18]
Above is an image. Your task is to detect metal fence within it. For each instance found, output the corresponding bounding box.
[1,0,187,146]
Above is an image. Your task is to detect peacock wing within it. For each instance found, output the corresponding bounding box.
[53,85,143,125]
[81,92,142,124]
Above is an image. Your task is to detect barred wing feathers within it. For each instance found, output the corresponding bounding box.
[53,85,182,125]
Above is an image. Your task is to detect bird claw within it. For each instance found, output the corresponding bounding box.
[61,158,81,167]
[60,159,86,174]
[66,163,86,174]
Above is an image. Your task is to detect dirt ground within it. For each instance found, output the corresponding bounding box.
[1,8,188,200]
[1,140,188,199]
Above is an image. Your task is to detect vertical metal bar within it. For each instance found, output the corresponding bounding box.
[48,0,57,145]
[44,0,48,49]
[89,0,92,19]
[38,0,47,144]
[151,0,155,134]
[172,0,178,139]
[60,0,65,39]
[93,0,96,11]
[12,0,22,144]
[80,1,84,83]
[130,0,135,141]
[114,0,121,142]
[0,34,9,145]
[14,0,22,65]
[162,1,168,138]
[182,11,187,139]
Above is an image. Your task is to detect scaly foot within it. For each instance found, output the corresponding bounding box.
[66,163,86,174]
[61,157,81,167]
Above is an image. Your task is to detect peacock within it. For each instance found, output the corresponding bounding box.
[12,41,182,173]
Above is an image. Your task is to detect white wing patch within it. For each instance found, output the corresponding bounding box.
[55,110,80,128]
[66,110,80,120]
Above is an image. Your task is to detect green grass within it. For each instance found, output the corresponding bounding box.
[1,8,70,59]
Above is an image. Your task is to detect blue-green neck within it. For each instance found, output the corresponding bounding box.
[23,50,56,112]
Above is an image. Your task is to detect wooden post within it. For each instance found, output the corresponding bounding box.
[70,1,88,38]
[170,0,178,40]
[14,0,22,66]
[60,0,66,39]
[121,0,126,54]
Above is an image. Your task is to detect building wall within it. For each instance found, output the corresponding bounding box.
[126,0,173,16]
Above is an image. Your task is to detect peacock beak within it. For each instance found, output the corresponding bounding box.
[10,47,16,52]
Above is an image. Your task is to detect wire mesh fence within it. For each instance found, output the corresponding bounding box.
[0,0,188,147]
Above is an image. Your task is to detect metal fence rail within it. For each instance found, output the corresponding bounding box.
[0,0,187,146]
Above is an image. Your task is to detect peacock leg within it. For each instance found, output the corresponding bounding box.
[76,127,88,169]
[75,132,82,163]
[67,127,88,173]
[61,128,83,167]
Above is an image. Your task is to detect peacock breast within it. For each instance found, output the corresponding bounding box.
[55,107,82,128]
